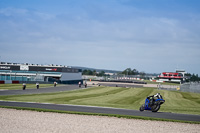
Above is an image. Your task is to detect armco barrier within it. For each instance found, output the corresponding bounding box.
[12,81,19,84]
[0,80,19,84]
[0,81,5,84]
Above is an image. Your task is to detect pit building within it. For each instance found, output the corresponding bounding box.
[0,62,82,84]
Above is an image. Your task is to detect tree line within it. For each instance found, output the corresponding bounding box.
[82,68,145,77]
[185,73,200,82]
[82,70,108,76]
[120,68,146,76]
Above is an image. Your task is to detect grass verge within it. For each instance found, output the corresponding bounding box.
[0,86,200,115]
[0,105,199,124]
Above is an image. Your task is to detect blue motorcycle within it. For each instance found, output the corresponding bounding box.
[139,93,165,112]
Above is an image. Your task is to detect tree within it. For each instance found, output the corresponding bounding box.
[139,71,146,78]
[93,70,97,76]
[122,68,132,75]
[97,71,105,76]
[87,70,93,75]
[185,73,191,77]
[121,68,139,75]
[82,69,94,75]
[190,74,200,82]
[82,70,88,75]
[185,73,200,82]
[82,70,107,76]
[132,69,139,75]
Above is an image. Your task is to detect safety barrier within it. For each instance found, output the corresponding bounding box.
[0,80,19,84]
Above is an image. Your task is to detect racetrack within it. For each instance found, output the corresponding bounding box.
[0,100,200,122]
[0,85,82,95]
[0,84,200,122]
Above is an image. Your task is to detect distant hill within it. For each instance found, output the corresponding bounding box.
[71,66,121,74]
[71,66,159,77]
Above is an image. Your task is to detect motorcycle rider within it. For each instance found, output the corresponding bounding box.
[140,93,165,112]
[148,93,162,106]
[154,93,163,99]
[36,82,39,89]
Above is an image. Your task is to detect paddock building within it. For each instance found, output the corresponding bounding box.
[0,62,82,84]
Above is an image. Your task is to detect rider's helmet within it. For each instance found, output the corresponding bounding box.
[154,93,161,99]
[157,93,163,99]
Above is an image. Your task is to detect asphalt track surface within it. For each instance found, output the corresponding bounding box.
[98,83,143,88]
[0,85,200,122]
[0,85,82,96]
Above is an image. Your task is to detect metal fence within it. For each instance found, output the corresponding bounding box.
[180,82,200,93]
[158,84,180,91]
[158,82,200,93]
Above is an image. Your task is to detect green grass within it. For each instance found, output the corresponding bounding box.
[0,86,200,115]
[0,84,62,90]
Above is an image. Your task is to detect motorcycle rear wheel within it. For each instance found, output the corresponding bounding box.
[139,104,145,111]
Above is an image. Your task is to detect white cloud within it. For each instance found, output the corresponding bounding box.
[0,5,200,74]
[0,7,28,16]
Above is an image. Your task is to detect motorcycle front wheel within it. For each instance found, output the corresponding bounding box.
[152,104,160,112]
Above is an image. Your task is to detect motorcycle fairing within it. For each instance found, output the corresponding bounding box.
[144,98,152,110]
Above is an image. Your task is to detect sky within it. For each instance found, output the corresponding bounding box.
[0,0,200,74]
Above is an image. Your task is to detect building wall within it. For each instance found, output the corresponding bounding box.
[60,72,82,81]
[0,63,82,84]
